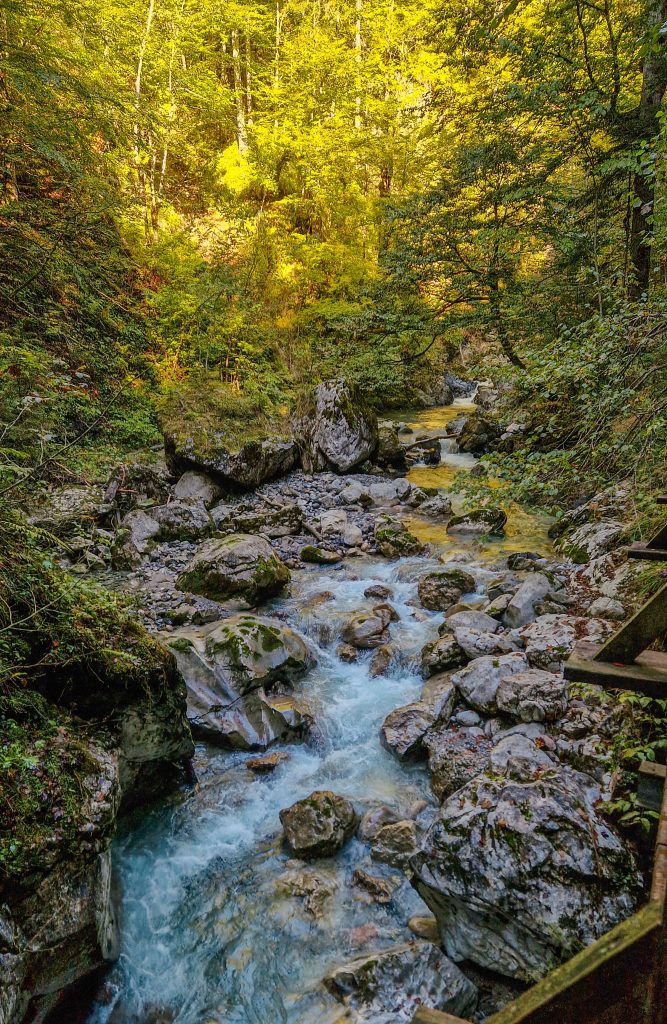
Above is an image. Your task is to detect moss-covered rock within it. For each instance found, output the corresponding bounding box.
[374,516,426,558]
[177,534,290,604]
[300,544,342,565]
[418,569,476,610]
[446,507,507,536]
[279,790,358,858]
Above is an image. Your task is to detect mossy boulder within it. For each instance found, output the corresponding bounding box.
[374,516,426,558]
[418,569,476,610]
[279,790,358,858]
[300,544,342,564]
[165,432,298,491]
[177,534,290,604]
[167,616,314,750]
[456,413,501,453]
[293,379,379,473]
[446,507,507,536]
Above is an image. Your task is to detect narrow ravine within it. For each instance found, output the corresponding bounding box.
[86,399,555,1024]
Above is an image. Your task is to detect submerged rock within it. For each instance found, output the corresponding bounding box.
[294,379,378,473]
[324,941,478,1023]
[280,790,358,858]
[411,764,642,982]
[176,534,290,604]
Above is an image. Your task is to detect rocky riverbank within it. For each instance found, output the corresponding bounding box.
[3,377,653,1024]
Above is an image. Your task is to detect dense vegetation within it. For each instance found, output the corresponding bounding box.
[0,0,665,501]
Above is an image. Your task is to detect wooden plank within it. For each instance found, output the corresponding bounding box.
[564,643,667,697]
[594,581,667,663]
[413,1012,471,1024]
[638,760,666,812]
[647,522,667,549]
[627,541,667,561]
[657,496,667,505]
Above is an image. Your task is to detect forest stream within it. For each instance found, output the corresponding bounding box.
[85,399,553,1024]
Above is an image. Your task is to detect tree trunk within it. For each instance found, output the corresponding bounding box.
[628,0,667,300]
[231,28,248,154]
[245,28,253,127]
[489,276,525,369]
[354,0,362,130]
[134,0,156,243]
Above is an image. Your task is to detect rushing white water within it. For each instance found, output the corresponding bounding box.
[85,404,552,1024]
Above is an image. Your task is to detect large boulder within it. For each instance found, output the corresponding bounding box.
[173,470,223,507]
[456,414,501,453]
[149,499,212,541]
[503,573,552,628]
[557,520,625,563]
[293,379,378,473]
[418,569,476,611]
[421,636,467,677]
[165,432,298,491]
[167,616,313,750]
[447,508,507,535]
[279,790,357,858]
[411,763,642,981]
[496,669,567,723]
[29,486,105,537]
[380,677,457,762]
[176,534,290,604]
[324,941,478,1024]
[374,516,426,558]
[111,509,160,567]
[376,424,408,470]
[452,652,529,714]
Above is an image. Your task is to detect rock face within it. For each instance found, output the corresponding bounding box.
[418,569,476,611]
[424,726,492,801]
[411,763,641,982]
[324,941,478,1023]
[557,520,624,563]
[176,534,290,604]
[294,379,378,473]
[165,432,298,491]
[279,790,357,858]
[168,616,313,749]
[447,508,507,535]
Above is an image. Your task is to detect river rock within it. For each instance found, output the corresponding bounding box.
[424,726,492,801]
[405,436,442,465]
[320,508,348,535]
[324,941,478,1023]
[351,868,397,904]
[112,509,160,567]
[418,569,476,611]
[364,584,393,600]
[280,790,357,858]
[280,869,336,918]
[368,479,412,506]
[357,805,400,842]
[446,508,507,535]
[456,414,501,453]
[451,627,518,660]
[165,432,298,490]
[452,652,529,714]
[411,764,641,982]
[374,516,426,558]
[419,494,453,519]
[370,819,419,868]
[586,596,626,621]
[421,636,467,677]
[376,425,408,471]
[518,614,613,671]
[176,534,290,604]
[496,669,568,722]
[380,677,457,762]
[173,470,222,507]
[29,485,105,537]
[169,615,313,697]
[441,610,499,634]
[216,503,302,538]
[300,544,342,564]
[369,645,393,677]
[294,379,378,473]
[342,606,394,649]
[149,498,212,541]
[502,573,552,628]
[340,480,373,506]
